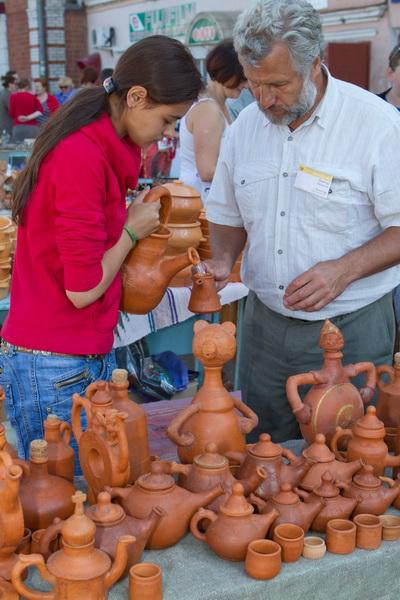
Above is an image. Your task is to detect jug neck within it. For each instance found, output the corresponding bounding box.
[29,460,49,479]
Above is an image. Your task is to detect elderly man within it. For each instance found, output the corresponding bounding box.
[206,0,400,442]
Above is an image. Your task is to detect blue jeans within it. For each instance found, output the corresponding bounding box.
[0,344,117,473]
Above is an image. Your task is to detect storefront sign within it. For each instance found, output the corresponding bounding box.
[129,3,196,42]
[188,15,222,44]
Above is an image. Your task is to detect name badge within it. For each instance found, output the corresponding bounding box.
[294,164,333,199]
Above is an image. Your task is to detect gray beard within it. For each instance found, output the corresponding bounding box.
[259,76,318,126]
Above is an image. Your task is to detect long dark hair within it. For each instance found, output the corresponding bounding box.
[205,38,246,87]
[13,36,203,223]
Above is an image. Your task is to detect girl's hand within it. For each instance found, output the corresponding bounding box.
[126,187,161,240]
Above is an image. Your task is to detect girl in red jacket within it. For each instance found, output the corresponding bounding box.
[33,77,60,125]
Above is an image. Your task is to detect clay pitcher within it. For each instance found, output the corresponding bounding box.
[0,451,24,581]
[286,319,376,445]
[167,321,258,463]
[188,261,221,314]
[11,491,135,600]
[376,352,400,431]
[341,464,400,515]
[44,414,75,482]
[121,186,198,313]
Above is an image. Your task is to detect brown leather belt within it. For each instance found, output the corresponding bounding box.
[1,341,105,360]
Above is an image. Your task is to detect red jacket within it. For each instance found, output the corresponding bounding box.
[9,91,43,125]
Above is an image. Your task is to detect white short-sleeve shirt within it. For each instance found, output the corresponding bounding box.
[206,70,400,320]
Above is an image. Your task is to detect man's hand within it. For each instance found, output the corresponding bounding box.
[283,258,352,312]
[201,259,233,291]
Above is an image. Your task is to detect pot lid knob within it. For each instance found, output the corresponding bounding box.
[87,491,125,524]
[62,491,96,547]
[220,483,253,516]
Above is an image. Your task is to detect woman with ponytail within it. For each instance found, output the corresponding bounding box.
[0,36,203,465]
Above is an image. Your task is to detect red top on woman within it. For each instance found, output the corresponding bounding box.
[9,91,43,125]
[2,113,141,354]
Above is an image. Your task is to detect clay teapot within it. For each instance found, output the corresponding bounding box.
[0,451,24,581]
[249,483,324,534]
[330,406,400,476]
[188,266,221,315]
[341,464,400,516]
[286,319,376,445]
[299,433,363,492]
[167,321,258,463]
[11,491,135,600]
[108,461,223,549]
[190,483,278,561]
[19,440,75,531]
[298,472,360,532]
[225,433,312,500]
[43,414,75,482]
[170,443,267,511]
[163,180,203,223]
[120,186,198,313]
[376,352,400,429]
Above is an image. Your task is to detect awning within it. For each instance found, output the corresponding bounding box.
[186,11,240,46]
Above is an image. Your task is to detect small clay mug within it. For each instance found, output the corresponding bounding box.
[326,519,356,555]
[302,536,326,560]
[379,515,400,541]
[245,539,281,580]
[129,563,162,600]
[353,514,382,550]
[272,523,304,563]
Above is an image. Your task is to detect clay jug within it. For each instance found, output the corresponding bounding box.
[108,461,223,549]
[170,443,267,511]
[121,186,197,313]
[190,483,279,561]
[0,451,24,581]
[43,414,75,482]
[299,472,359,532]
[19,440,75,531]
[250,483,323,534]
[163,180,203,223]
[341,464,400,516]
[109,368,151,482]
[225,434,312,500]
[0,425,17,460]
[286,319,376,445]
[11,491,135,600]
[299,433,363,492]
[167,321,258,463]
[331,406,400,476]
[376,352,400,430]
[188,271,221,314]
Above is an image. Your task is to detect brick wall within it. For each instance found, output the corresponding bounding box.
[5,0,30,78]
[65,6,88,86]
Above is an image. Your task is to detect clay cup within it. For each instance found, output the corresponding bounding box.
[326,519,356,555]
[379,515,400,541]
[273,523,304,563]
[353,514,382,550]
[302,536,326,560]
[129,563,162,600]
[245,539,281,580]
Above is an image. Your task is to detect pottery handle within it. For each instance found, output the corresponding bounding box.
[281,447,298,464]
[376,365,395,390]
[286,373,317,424]
[166,403,200,447]
[330,427,352,461]
[71,393,92,443]
[352,361,376,404]
[190,508,217,541]
[294,487,309,500]
[143,185,171,226]
[11,554,55,599]
[248,492,266,512]
[39,518,63,557]
[233,398,258,434]
[379,475,396,488]
[59,421,72,445]
[188,247,201,266]
[169,461,191,477]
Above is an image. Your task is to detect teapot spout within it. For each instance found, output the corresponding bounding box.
[161,248,195,282]
[189,483,224,511]
[258,507,279,534]
[239,466,267,496]
[104,534,135,590]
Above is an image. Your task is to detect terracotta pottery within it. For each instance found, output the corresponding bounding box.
[43,414,75,482]
[384,427,399,454]
[170,443,267,512]
[188,272,221,314]
[190,483,279,561]
[244,540,281,580]
[353,514,382,550]
[121,186,197,314]
[0,424,17,459]
[250,483,324,534]
[286,319,376,445]
[166,221,205,254]
[226,433,313,500]
[272,523,304,563]
[0,451,24,581]
[379,515,400,540]
[302,536,326,560]
[326,519,356,554]
[330,406,400,476]
[0,278,9,301]
[0,260,10,282]
[376,352,400,431]
[0,217,13,244]
[0,577,19,599]
[163,180,203,223]
[32,528,60,557]
[298,472,359,533]
[341,464,400,516]
[11,491,135,600]
[129,562,162,600]
[19,440,75,531]
[167,321,258,464]
[85,491,164,580]
[108,461,223,549]
[16,528,31,555]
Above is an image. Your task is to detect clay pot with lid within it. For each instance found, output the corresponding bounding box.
[190,483,278,561]
[163,180,203,223]
[250,483,324,535]
[341,464,400,516]
[286,319,376,445]
[108,461,224,549]
[330,406,400,476]
[19,440,76,531]
[0,450,24,582]
[167,321,258,463]
[170,443,267,511]
[226,433,312,500]
[43,414,75,482]
[299,433,363,492]
[11,490,135,600]
[376,352,400,430]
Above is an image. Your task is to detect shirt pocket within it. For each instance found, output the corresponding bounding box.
[233,162,278,225]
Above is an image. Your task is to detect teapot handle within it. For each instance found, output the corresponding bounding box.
[286,372,318,424]
[330,427,353,461]
[166,403,200,447]
[376,365,395,390]
[59,420,72,445]
[39,518,63,558]
[143,185,171,226]
[71,392,92,443]
[351,361,376,404]
[232,397,258,434]
[190,508,217,541]
[11,554,56,600]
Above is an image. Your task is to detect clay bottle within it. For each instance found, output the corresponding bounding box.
[44,414,75,482]
[109,369,151,482]
[376,352,400,428]
[0,450,24,582]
